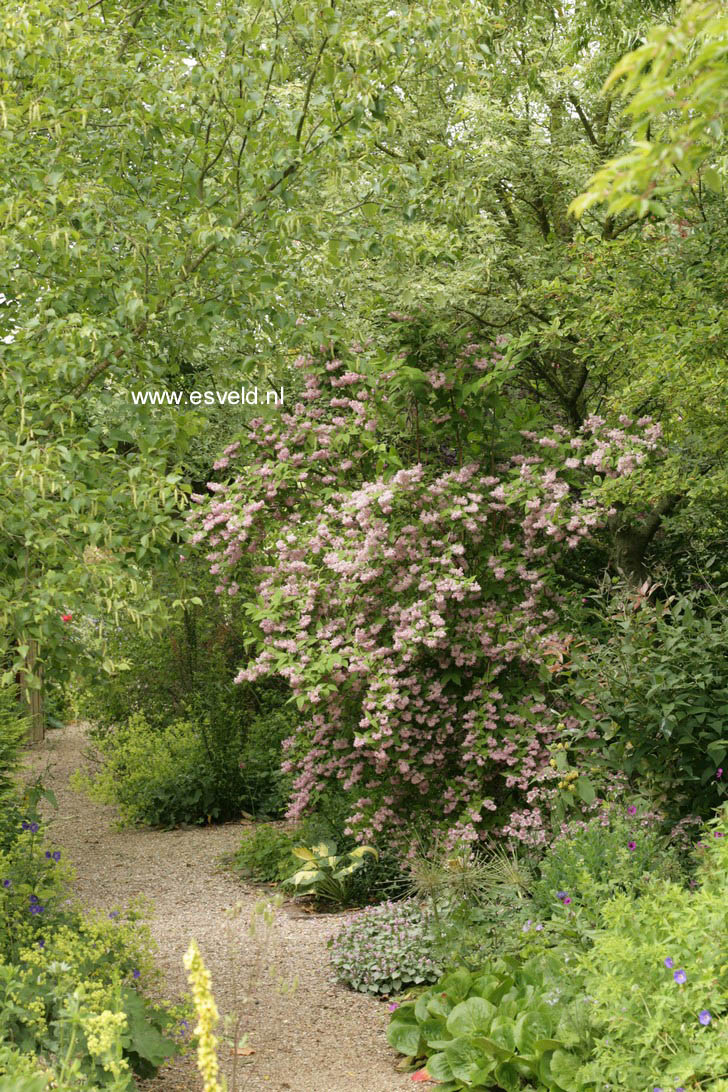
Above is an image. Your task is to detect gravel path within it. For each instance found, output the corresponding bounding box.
[24,723,414,1092]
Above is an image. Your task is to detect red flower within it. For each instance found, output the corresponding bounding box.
[61,613,73,622]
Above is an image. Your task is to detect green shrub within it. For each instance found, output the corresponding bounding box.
[574,806,728,1091]
[568,590,728,819]
[77,570,299,823]
[236,702,296,817]
[531,799,682,930]
[229,826,296,884]
[78,713,249,827]
[330,899,442,994]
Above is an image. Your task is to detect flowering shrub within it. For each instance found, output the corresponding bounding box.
[190,342,663,847]
[330,899,442,994]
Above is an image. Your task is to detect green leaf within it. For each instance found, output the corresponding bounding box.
[120,988,179,1072]
[446,996,496,1037]
[386,1008,422,1056]
[576,776,595,805]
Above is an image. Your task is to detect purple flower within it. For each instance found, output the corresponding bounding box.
[29,894,39,904]
[664,957,674,969]
[699,1010,711,1026]
[52,851,61,862]
[628,841,637,851]
[563,897,572,905]
[38,938,45,948]
[132,969,141,979]
[557,891,567,900]
[109,911,119,919]
[387,1002,399,1012]
[2,879,10,889]
[45,851,52,859]
[714,831,725,838]
[30,905,44,915]
[673,969,687,985]
[716,768,723,779]
[627,805,637,815]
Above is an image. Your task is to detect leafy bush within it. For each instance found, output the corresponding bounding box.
[229,826,296,884]
[387,961,586,1091]
[569,590,728,819]
[76,565,299,824]
[530,799,683,929]
[330,899,442,995]
[78,712,249,827]
[574,806,728,1091]
[236,702,296,817]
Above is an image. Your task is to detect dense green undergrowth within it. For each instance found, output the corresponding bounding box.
[383,806,728,1091]
[0,699,183,1090]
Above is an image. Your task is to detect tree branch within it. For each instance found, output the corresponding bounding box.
[567,94,600,149]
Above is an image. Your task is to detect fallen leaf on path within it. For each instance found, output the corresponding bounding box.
[411,1070,436,1083]
[232,1046,255,1056]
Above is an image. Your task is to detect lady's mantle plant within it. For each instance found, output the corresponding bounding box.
[189,342,662,845]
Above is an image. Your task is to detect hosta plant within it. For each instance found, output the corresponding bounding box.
[285,841,377,905]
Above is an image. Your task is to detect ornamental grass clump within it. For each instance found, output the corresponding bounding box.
[329,899,442,995]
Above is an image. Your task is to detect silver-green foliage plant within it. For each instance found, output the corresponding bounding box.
[330,899,442,995]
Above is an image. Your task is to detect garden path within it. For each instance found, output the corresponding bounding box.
[25,723,414,1092]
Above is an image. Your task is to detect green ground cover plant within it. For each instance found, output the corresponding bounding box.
[387,804,728,1091]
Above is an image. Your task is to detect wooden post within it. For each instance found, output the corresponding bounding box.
[19,639,44,743]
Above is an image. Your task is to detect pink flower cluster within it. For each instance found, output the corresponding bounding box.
[188,346,661,846]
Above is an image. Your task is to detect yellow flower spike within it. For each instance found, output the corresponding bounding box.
[183,940,225,1092]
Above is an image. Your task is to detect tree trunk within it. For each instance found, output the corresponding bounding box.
[608,495,681,584]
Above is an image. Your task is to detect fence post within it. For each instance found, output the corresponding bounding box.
[19,640,45,743]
